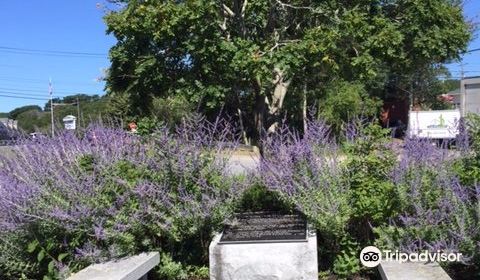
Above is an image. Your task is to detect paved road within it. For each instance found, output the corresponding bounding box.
[227,154,260,175]
[0,145,260,174]
[0,146,14,157]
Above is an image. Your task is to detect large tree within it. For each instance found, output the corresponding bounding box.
[104,0,470,142]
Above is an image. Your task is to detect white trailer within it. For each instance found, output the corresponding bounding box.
[408,110,461,139]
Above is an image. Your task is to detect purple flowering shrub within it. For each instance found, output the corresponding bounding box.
[0,116,243,279]
[375,136,480,272]
[261,119,350,235]
[260,119,355,275]
[2,112,479,279]
[260,118,480,278]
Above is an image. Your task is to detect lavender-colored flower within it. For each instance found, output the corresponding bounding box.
[0,117,245,275]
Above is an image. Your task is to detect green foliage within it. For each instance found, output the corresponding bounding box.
[319,81,381,134]
[156,253,209,280]
[150,96,194,128]
[103,0,470,136]
[25,237,66,280]
[10,95,108,133]
[344,123,397,228]
[135,117,158,136]
[44,94,100,112]
[398,65,457,110]
[9,105,42,119]
[464,113,480,154]
[332,236,361,278]
[236,184,292,212]
[313,122,397,277]
[453,113,480,186]
[0,232,39,279]
[15,109,50,134]
[157,253,188,280]
[77,154,95,172]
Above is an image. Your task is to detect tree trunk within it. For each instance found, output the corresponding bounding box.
[253,89,265,149]
[251,68,290,153]
[267,68,291,133]
[237,108,250,145]
[303,82,308,133]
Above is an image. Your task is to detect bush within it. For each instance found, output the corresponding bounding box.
[260,118,480,279]
[318,81,381,134]
[2,112,480,279]
[260,119,354,276]
[375,136,480,276]
[344,122,397,237]
[0,116,244,279]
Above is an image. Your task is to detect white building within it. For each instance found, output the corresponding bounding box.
[460,76,480,116]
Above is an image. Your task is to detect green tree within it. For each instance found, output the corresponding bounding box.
[15,109,49,133]
[318,80,381,134]
[9,105,42,119]
[10,95,108,133]
[387,65,461,110]
[44,94,101,111]
[104,0,470,142]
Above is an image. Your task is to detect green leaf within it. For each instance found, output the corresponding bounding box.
[58,253,68,262]
[48,260,55,274]
[27,240,39,253]
[37,249,45,262]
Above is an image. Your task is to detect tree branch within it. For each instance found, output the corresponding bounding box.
[241,0,248,18]
[275,0,319,12]
[222,4,235,17]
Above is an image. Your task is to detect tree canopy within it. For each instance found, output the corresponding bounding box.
[8,105,42,119]
[104,0,471,140]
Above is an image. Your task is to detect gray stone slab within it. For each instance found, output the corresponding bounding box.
[67,252,160,280]
[209,227,318,280]
[379,261,452,280]
[227,154,259,175]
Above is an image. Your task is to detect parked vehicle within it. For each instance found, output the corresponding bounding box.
[408,110,461,140]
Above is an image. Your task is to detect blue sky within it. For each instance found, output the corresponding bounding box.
[447,0,480,79]
[0,1,479,113]
[0,1,115,113]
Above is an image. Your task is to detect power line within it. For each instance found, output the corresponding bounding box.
[0,90,68,99]
[0,86,93,96]
[0,94,48,101]
[0,86,48,93]
[0,77,103,87]
[0,46,107,57]
[466,48,480,54]
[0,49,106,59]
[0,86,64,94]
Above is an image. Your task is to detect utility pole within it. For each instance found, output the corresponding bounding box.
[460,61,466,117]
[460,61,465,79]
[49,78,54,137]
[76,97,81,128]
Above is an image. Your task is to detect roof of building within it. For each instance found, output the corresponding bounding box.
[464,76,480,80]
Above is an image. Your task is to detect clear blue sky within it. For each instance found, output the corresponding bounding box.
[0,1,115,113]
[447,0,480,79]
[0,1,479,113]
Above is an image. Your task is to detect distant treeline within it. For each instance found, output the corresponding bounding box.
[2,94,108,133]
